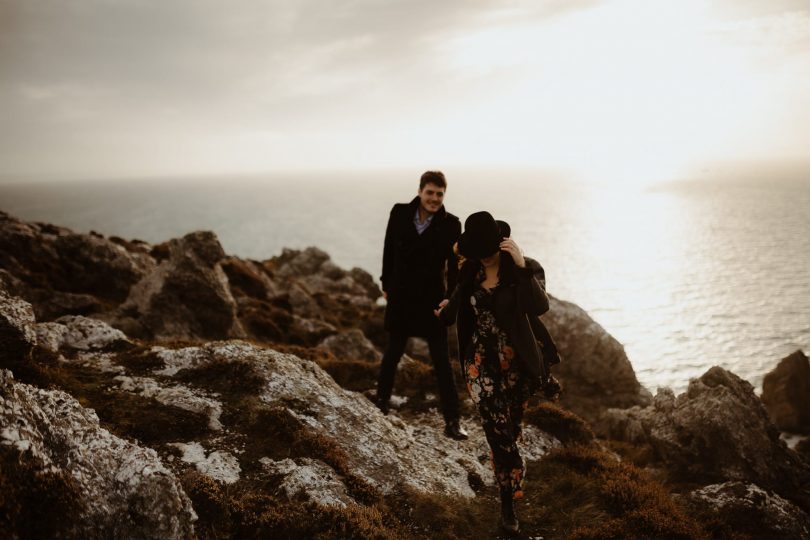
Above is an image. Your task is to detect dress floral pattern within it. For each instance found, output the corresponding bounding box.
[463,284,532,498]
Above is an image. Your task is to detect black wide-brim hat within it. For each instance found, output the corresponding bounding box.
[458,211,511,259]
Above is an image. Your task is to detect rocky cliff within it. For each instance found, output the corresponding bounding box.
[2,209,808,539]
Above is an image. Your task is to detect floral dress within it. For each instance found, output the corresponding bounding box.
[463,283,532,498]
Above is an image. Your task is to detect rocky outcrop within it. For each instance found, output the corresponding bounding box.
[114,231,246,341]
[0,291,37,367]
[0,369,197,538]
[599,367,810,509]
[762,350,810,434]
[261,457,357,508]
[35,315,129,353]
[152,341,559,497]
[543,296,651,421]
[678,482,810,539]
[0,211,154,309]
[318,329,382,362]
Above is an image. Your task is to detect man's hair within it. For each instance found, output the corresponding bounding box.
[420,170,447,190]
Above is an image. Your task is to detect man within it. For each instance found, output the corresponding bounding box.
[376,170,468,440]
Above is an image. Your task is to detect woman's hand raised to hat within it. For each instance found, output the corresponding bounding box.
[434,299,449,318]
[500,238,525,268]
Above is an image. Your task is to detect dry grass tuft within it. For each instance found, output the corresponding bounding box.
[532,446,704,539]
[524,401,595,446]
[0,448,86,538]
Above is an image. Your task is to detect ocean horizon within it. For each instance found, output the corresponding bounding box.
[2,171,808,395]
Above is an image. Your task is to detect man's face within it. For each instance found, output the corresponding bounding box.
[418,182,445,215]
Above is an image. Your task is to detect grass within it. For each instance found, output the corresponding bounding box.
[524,401,595,446]
[0,448,86,539]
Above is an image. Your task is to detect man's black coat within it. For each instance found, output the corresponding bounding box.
[380,196,461,337]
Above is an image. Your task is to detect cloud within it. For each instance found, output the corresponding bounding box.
[1,0,808,179]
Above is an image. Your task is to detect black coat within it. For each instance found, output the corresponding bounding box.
[381,197,461,337]
[439,257,560,380]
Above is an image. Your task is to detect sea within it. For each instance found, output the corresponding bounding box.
[2,170,809,395]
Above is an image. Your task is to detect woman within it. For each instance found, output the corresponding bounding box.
[435,211,560,534]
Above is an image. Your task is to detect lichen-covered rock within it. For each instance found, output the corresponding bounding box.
[0,291,37,368]
[600,367,810,507]
[114,375,223,430]
[542,296,651,421]
[762,350,810,434]
[169,442,241,484]
[0,369,197,538]
[0,211,154,304]
[154,341,559,498]
[273,247,331,278]
[117,231,246,340]
[318,329,381,362]
[679,482,810,539]
[35,315,129,353]
[221,256,280,300]
[261,457,356,508]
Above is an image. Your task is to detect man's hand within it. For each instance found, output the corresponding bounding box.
[499,237,525,268]
[433,299,449,318]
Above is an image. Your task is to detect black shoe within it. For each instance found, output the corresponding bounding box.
[374,396,389,415]
[443,420,469,440]
[500,488,520,534]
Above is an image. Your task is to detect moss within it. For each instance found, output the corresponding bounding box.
[174,357,266,397]
[181,470,394,540]
[13,346,210,444]
[316,358,379,392]
[524,401,595,446]
[0,448,86,538]
[530,447,704,539]
[115,346,165,376]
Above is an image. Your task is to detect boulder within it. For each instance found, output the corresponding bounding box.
[153,341,559,497]
[599,367,810,508]
[678,482,810,539]
[35,315,129,353]
[0,211,154,304]
[0,369,197,538]
[542,296,651,421]
[761,350,810,434]
[318,329,382,362]
[273,247,331,278]
[220,256,280,300]
[0,291,37,368]
[169,442,241,484]
[117,231,245,340]
[261,457,356,508]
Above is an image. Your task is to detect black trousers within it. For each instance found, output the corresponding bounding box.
[376,330,460,422]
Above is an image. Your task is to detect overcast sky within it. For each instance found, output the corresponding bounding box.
[1,0,809,182]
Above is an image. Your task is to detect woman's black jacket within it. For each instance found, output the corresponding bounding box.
[438,257,560,380]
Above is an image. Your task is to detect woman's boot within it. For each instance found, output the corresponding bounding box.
[499,487,519,533]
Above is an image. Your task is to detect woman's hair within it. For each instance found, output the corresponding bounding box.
[458,251,518,290]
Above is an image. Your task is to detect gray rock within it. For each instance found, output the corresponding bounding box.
[35,315,129,352]
[274,247,331,278]
[154,341,560,498]
[679,481,810,539]
[319,329,381,362]
[118,231,245,340]
[0,211,154,304]
[762,350,810,434]
[542,296,652,421]
[261,457,356,508]
[600,367,810,506]
[169,442,241,484]
[114,375,223,431]
[290,315,337,345]
[0,291,37,368]
[0,369,197,538]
